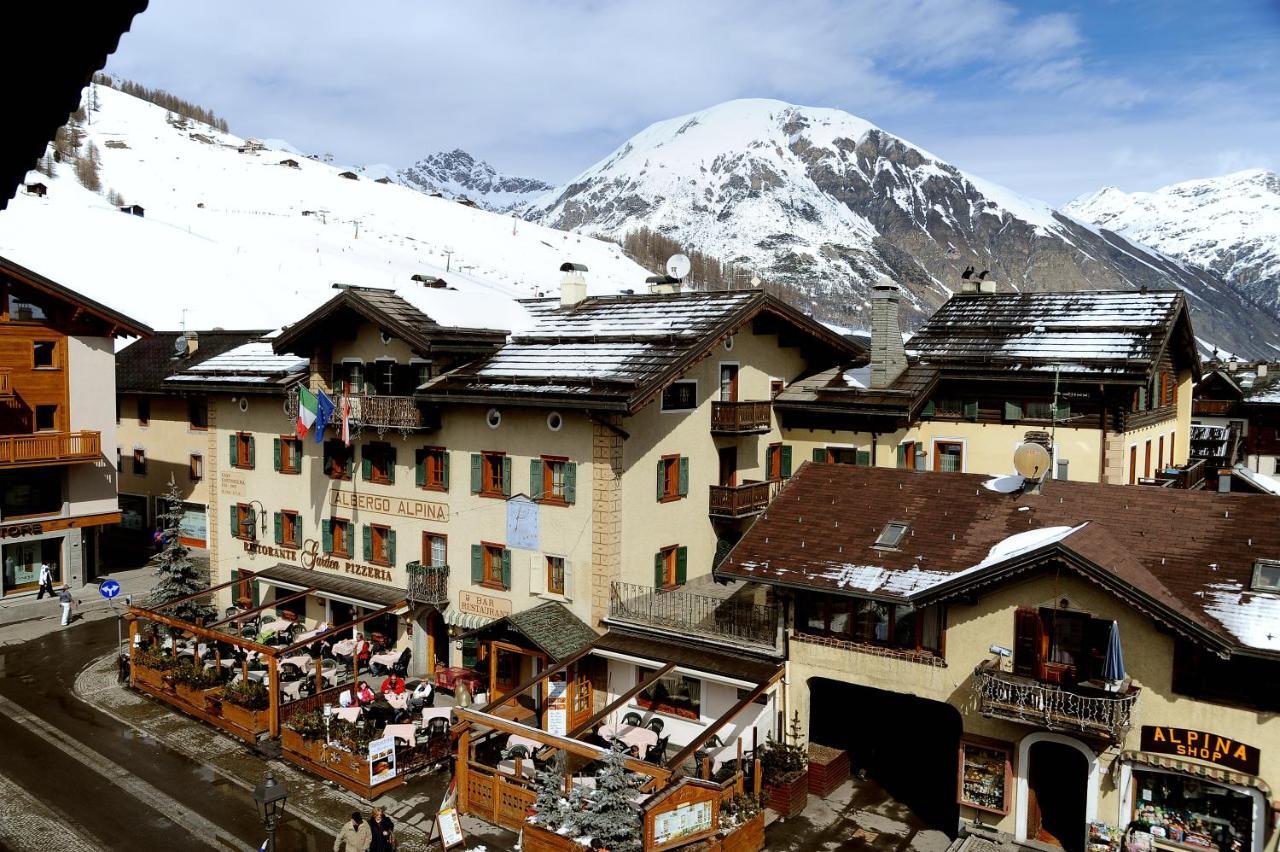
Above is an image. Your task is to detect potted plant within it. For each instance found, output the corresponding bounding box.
[132,646,176,690]
[220,678,269,733]
[282,710,327,762]
[173,660,224,707]
[760,712,809,819]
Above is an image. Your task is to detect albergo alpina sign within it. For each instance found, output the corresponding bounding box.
[1140,726,1260,775]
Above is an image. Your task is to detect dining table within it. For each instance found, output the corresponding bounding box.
[260,619,292,635]
[422,707,453,726]
[332,638,356,658]
[369,651,400,670]
[599,723,658,752]
[334,706,362,723]
[383,723,416,747]
[281,655,312,673]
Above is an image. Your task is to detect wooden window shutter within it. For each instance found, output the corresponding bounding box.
[251,577,260,607]
[654,552,664,588]
[229,434,238,465]
[441,450,450,490]
[530,552,545,595]
[246,436,255,468]
[502,456,512,496]
[470,453,482,493]
[229,505,239,536]
[274,512,283,545]
[676,546,688,585]
[656,460,665,500]
[529,459,544,500]
[361,448,373,481]
[273,437,282,471]
[415,449,426,487]
[564,462,576,504]
[812,447,826,463]
[856,449,871,466]
[501,548,512,589]
[1138,386,1147,410]
[1004,401,1022,421]
[780,445,792,477]
[922,400,935,417]
[561,559,573,601]
[322,519,333,554]
[1055,401,1071,421]
[1013,607,1043,678]
[246,507,256,539]
[471,545,483,583]
[387,529,396,565]
[964,400,979,421]
[678,457,689,497]
[362,524,372,561]
[386,446,396,484]
[293,515,302,545]
[896,444,907,468]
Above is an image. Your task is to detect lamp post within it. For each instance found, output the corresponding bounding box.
[251,770,289,852]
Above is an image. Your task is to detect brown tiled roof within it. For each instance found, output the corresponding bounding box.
[116,329,268,393]
[481,601,598,662]
[718,463,1280,656]
[0,254,152,337]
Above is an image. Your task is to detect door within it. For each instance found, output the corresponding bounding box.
[719,364,739,402]
[1129,445,1137,485]
[718,446,737,487]
[1144,440,1152,478]
[1026,740,1088,852]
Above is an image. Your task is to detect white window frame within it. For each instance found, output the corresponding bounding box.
[930,437,968,474]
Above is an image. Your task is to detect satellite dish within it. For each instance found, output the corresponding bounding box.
[1013,442,1052,481]
[666,253,691,280]
[173,336,188,356]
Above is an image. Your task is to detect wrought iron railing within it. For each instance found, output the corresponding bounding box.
[608,581,779,650]
[406,562,449,608]
[708,480,777,518]
[973,660,1139,741]
[0,430,101,466]
[285,387,428,432]
[710,401,771,434]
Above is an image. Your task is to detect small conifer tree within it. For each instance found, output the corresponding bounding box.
[531,751,569,831]
[149,475,214,623]
[575,744,642,852]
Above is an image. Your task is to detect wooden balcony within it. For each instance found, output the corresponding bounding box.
[708,479,776,519]
[0,368,11,397]
[710,400,771,434]
[974,660,1139,742]
[1152,457,1207,490]
[0,431,101,467]
[286,388,433,432]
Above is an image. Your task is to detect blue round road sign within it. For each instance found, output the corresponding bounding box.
[99,580,121,599]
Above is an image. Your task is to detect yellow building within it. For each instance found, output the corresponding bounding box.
[777,282,1201,487]
[718,462,1279,852]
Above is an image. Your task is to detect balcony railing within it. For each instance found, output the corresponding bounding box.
[286,388,431,432]
[0,431,101,467]
[1152,457,1207,490]
[708,480,777,519]
[710,401,771,434]
[974,660,1139,742]
[608,580,779,651]
[0,368,11,397]
[406,562,449,608]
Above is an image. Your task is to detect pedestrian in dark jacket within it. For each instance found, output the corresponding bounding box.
[368,806,395,851]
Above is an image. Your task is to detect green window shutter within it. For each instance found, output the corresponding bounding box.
[322,519,333,554]
[678,457,689,497]
[656,459,665,500]
[246,507,256,540]
[654,552,664,588]
[361,449,372,481]
[896,444,907,468]
[502,456,512,496]
[470,454,482,493]
[922,400,935,417]
[415,449,426,488]
[1056,402,1071,421]
[1005,401,1022,421]
[856,449,870,466]
[530,459,544,500]
[501,549,512,589]
[229,505,239,536]
[564,462,577,504]
[273,437,282,471]
[1138,387,1147,410]
[293,515,302,546]
[274,512,283,545]
[362,525,372,561]
[251,579,260,607]
[812,447,826,463]
[441,451,450,490]
[676,546,688,585]
[387,529,396,565]
[964,400,978,421]
[780,445,792,477]
[387,447,396,485]
[229,434,238,464]
[471,545,483,583]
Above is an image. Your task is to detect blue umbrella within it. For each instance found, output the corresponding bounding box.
[1101,620,1126,682]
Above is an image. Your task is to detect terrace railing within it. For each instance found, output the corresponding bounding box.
[0,430,101,467]
[708,480,776,518]
[286,387,431,432]
[974,660,1139,742]
[710,401,771,434]
[609,581,779,651]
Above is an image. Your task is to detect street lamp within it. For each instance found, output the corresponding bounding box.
[251,770,289,852]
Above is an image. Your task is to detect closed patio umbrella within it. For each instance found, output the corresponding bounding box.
[1101,620,1126,683]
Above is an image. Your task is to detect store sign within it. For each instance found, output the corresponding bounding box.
[1140,726,1260,775]
[0,512,122,538]
[330,490,448,523]
[458,590,511,620]
[0,523,43,539]
[241,538,394,583]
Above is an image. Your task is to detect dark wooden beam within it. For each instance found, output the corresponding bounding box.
[206,587,315,627]
[566,662,674,739]
[277,601,404,656]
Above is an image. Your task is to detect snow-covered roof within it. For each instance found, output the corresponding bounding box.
[164,341,306,391]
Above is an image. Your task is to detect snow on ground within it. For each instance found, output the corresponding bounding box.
[0,85,650,334]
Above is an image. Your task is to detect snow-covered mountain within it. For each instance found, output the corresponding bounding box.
[1065,170,1280,313]
[398,150,553,212]
[529,98,1280,357]
[0,85,648,332]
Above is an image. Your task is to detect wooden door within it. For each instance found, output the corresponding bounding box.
[718,446,737,487]
[719,364,739,402]
[1128,445,1137,485]
[1144,440,1152,478]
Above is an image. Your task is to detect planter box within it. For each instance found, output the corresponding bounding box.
[520,821,581,852]
[175,682,216,708]
[221,699,268,734]
[132,663,171,692]
[764,772,808,820]
[322,743,369,783]
[282,727,327,764]
[807,744,849,799]
[719,811,766,852]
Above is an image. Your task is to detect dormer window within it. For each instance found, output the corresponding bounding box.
[874,522,909,549]
[1251,559,1280,593]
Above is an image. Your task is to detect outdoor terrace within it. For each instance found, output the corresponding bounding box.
[973,659,1139,742]
[0,430,101,467]
[607,576,780,653]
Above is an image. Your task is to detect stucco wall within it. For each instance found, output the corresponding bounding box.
[65,334,118,515]
[117,395,214,508]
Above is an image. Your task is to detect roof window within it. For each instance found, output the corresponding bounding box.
[874,522,910,550]
[1251,559,1280,593]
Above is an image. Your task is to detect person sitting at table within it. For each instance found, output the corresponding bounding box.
[355,636,371,671]
[408,679,433,710]
[355,680,375,705]
[380,673,406,696]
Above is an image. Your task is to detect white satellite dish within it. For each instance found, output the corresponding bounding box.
[666,253,692,280]
[173,336,188,356]
[1013,442,1052,481]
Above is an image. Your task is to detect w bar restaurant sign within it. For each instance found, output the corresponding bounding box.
[1140,726,1260,775]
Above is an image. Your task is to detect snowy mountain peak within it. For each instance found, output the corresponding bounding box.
[397,149,553,212]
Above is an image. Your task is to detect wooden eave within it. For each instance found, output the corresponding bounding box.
[0,255,152,337]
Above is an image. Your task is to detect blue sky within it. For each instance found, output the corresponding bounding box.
[106,0,1279,205]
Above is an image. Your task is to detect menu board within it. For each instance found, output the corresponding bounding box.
[653,800,713,846]
[958,740,1011,814]
[368,735,397,785]
[545,674,568,736]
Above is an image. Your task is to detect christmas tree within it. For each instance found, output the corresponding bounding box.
[575,743,642,852]
[531,751,569,831]
[149,475,214,623]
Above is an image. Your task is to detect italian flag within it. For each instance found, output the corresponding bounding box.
[296,386,318,438]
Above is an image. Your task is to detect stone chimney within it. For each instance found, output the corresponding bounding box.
[559,262,587,307]
[183,330,199,356]
[645,274,680,295]
[870,275,907,389]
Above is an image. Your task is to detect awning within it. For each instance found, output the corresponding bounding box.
[1121,750,1272,796]
[443,605,494,631]
[254,563,406,610]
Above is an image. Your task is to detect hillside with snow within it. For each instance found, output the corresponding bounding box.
[1065,169,1280,313]
[528,98,1280,356]
[0,85,650,333]
[397,149,553,212]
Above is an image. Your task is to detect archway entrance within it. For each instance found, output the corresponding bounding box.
[1027,740,1088,852]
[807,678,963,833]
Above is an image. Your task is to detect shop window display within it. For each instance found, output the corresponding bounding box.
[1131,770,1252,852]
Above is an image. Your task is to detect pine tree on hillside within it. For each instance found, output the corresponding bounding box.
[574,744,642,852]
[35,152,55,178]
[73,142,101,192]
[150,476,214,623]
[106,188,124,208]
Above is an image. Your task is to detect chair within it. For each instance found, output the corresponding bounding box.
[644,735,669,764]
[506,744,530,760]
[425,717,450,739]
[622,711,642,727]
[645,718,665,735]
[391,647,412,678]
[240,623,258,640]
[280,663,303,681]
[224,606,240,619]
[299,679,316,698]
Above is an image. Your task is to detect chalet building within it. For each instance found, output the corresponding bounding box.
[338,171,359,181]
[776,282,1201,488]
[24,181,47,198]
[114,329,269,551]
[718,462,1280,851]
[278,158,300,169]
[374,176,393,184]
[1192,366,1280,481]
[0,255,150,596]
[118,204,144,217]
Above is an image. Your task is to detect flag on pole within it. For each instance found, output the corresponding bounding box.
[314,390,336,443]
[296,386,318,438]
[340,395,352,446]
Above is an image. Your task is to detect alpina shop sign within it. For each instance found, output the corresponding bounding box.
[330,490,448,522]
[241,539,393,582]
[1139,726,1260,775]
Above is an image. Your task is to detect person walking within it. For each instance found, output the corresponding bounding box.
[36,562,54,599]
[367,806,395,852]
[58,585,76,627]
[333,811,371,852]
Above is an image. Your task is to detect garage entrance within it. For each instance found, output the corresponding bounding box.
[807,677,963,833]
[1026,740,1088,852]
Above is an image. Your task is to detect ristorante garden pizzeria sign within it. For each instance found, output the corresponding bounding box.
[1140,726,1260,775]
[242,539,393,583]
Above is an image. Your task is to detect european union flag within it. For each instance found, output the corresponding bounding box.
[314,389,336,442]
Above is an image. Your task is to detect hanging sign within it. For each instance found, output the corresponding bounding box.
[1139,726,1260,775]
